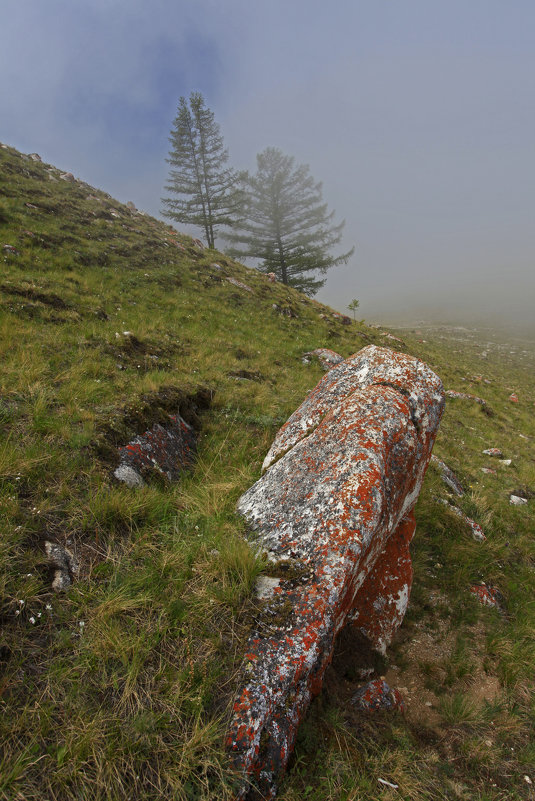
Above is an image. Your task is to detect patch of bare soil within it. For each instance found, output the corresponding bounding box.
[325,591,500,734]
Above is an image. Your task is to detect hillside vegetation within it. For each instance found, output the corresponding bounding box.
[0,143,534,800]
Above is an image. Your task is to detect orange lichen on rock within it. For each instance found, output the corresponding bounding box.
[227,345,444,799]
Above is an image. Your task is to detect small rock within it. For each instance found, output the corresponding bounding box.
[431,455,464,496]
[352,679,405,713]
[482,448,503,458]
[210,262,222,271]
[469,583,501,609]
[60,172,75,182]
[447,390,487,405]
[28,153,42,161]
[226,276,253,293]
[3,244,19,255]
[481,467,497,474]
[302,349,344,371]
[126,201,137,211]
[382,332,405,344]
[45,541,79,592]
[510,495,528,505]
[509,393,519,403]
[267,272,277,282]
[439,500,486,541]
[499,459,512,466]
[114,464,145,488]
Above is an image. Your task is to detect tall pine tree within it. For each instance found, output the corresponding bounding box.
[162,92,237,249]
[226,147,354,295]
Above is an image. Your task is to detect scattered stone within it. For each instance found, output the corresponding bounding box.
[430,455,464,496]
[331,311,352,324]
[45,541,79,592]
[446,390,487,405]
[227,345,444,798]
[510,495,528,506]
[499,459,512,466]
[126,201,137,211]
[28,153,42,161]
[352,679,405,713]
[469,584,502,609]
[481,467,497,475]
[301,348,344,371]
[381,332,405,344]
[59,172,75,182]
[439,500,486,541]
[509,393,519,403]
[483,448,503,458]
[267,272,277,283]
[192,238,204,249]
[226,276,253,293]
[3,244,19,255]
[228,369,264,382]
[210,262,222,270]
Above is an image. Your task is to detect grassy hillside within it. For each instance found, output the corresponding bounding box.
[1,143,534,800]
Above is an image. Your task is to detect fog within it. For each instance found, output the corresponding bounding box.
[1,0,534,330]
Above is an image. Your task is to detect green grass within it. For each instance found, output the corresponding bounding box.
[1,143,535,799]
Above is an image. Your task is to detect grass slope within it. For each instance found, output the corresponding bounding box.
[1,143,534,800]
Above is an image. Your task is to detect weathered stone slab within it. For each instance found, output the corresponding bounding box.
[114,413,196,484]
[228,345,444,798]
[430,454,464,496]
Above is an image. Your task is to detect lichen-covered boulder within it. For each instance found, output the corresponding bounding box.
[228,345,444,799]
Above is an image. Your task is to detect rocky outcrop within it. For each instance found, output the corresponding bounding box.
[227,345,444,799]
[114,414,197,486]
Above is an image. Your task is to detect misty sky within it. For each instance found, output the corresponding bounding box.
[1,1,534,327]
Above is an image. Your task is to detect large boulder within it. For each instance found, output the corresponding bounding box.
[227,345,444,798]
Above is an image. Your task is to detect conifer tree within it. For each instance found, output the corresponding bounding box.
[162,92,237,249]
[226,147,354,295]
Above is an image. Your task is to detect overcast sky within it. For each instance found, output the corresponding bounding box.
[1,1,534,328]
